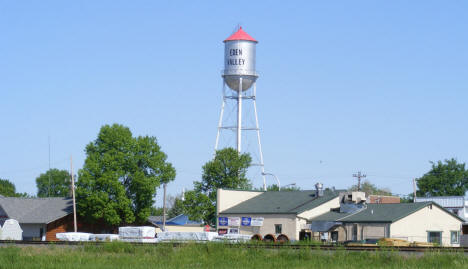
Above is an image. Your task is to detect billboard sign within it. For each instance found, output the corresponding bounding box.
[218,217,228,226]
[251,217,264,226]
[228,217,240,226]
[241,217,251,226]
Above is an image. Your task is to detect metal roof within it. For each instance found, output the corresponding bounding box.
[148,214,202,226]
[310,202,465,223]
[0,197,73,224]
[220,189,342,215]
[224,27,257,43]
[415,196,465,208]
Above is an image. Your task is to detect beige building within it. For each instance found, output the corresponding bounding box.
[216,188,342,241]
[310,202,464,246]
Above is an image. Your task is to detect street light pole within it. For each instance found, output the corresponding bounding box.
[162,183,167,232]
[262,172,280,190]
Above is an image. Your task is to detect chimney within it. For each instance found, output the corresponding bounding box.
[315,183,324,197]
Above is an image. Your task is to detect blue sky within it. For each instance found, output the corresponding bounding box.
[1,1,467,204]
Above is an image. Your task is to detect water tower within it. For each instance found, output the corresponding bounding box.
[214,27,267,190]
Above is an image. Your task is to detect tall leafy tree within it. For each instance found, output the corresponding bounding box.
[0,178,18,197]
[255,184,301,191]
[417,158,468,197]
[348,180,392,196]
[184,148,252,225]
[76,124,176,226]
[0,178,31,197]
[36,169,71,197]
[168,197,186,219]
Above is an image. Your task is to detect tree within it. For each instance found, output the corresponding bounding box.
[183,148,252,225]
[0,178,18,197]
[150,207,164,216]
[400,193,414,203]
[416,158,468,197]
[150,194,186,219]
[183,190,214,225]
[76,124,176,226]
[0,178,31,197]
[348,180,392,196]
[253,184,301,191]
[168,197,186,219]
[36,169,71,197]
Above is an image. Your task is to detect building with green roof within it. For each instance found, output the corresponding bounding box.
[216,187,343,241]
[309,201,464,246]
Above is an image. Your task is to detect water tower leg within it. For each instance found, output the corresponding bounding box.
[237,77,243,153]
[215,82,226,152]
[253,82,266,191]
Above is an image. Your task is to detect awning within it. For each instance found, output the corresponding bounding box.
[308,221,342,232]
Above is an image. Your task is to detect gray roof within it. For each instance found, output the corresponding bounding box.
[0,197,73,224]
[148,215,163,224]
[415,196,465,208]
[221,189,342,214]
[310,202,465,223]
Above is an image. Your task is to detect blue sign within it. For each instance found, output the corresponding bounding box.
[218,217,228,226]
[241,217,251,226]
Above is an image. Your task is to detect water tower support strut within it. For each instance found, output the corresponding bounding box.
[237,77,243,153]
[214,82,226,152]
[253,82,266,191]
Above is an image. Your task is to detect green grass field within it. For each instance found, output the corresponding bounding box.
[0,242,466,269]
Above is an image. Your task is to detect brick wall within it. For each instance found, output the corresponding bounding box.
[46,214,74,241]
[368,195,400,204]
[46,215,118,241]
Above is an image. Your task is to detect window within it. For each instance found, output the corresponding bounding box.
[275,224,282,234]
[331,231,338,242]
[427,231,442,245]
[352,224,358,241]
[452,209,459,215]
[451,231,460,244]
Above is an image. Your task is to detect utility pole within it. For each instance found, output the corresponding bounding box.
[352,171,366,191]
[162,183,167,232]
[70,155,77,233]
[48,136,51,197]
[413,178,417,203]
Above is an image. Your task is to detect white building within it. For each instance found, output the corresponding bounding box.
[415,196,467,221]
[216,187,342,241]
[0,197,73,241]
[310,199,465,246]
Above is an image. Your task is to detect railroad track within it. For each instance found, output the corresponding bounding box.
[1,240,467,252]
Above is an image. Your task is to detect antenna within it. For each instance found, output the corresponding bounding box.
[48,136,51,197]
[232,23,241,34]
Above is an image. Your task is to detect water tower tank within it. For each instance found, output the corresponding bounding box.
[223,27,258,91]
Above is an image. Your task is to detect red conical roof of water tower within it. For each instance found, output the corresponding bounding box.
[224,27,257,43]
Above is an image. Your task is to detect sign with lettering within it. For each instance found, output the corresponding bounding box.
[251,217,264,227]
[241,217,251,226]
[227,49,245,66]
[228,217,240,226]
[241,217,252,226]
[218,217,228,226]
